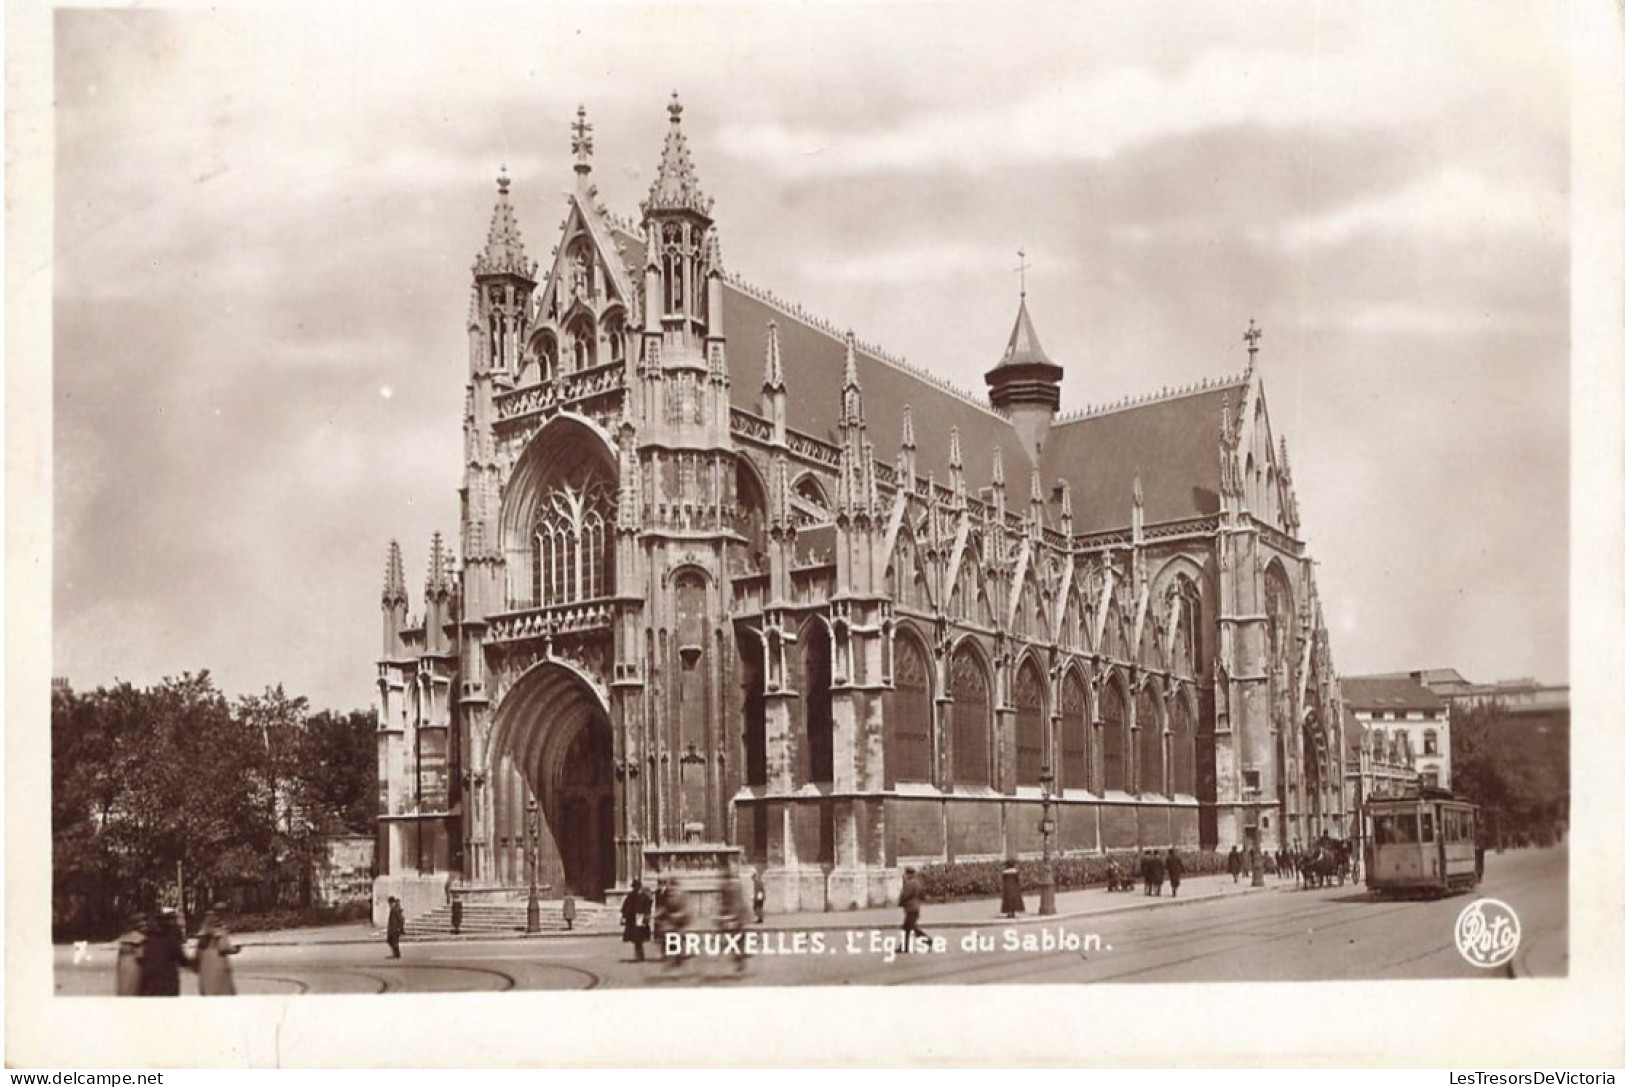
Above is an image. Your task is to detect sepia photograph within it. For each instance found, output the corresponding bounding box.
[10,0,1624,1069]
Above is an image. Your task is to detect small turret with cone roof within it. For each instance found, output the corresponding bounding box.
[986,250,1064,463]
[471,167,537,376]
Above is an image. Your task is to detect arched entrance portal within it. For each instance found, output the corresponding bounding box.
[490,661,617,901]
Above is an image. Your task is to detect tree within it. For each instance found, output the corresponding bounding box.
[1451,701,1568,848]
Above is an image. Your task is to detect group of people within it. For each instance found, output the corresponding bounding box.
[1225,838,1349,884]
[114,904,240,997]
[619,864,766,975]
[1134,849,1185,896]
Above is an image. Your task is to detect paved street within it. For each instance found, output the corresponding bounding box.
[54,845,1564,994]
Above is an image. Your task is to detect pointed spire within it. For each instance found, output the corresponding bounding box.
[1279,435,1291,475]
[901,404,916,451]
[991,445,1005,489]
[473,168,537,279]
[841,331,864,429]
[1030,466,1043,507]
[761,321,784,392]
[425,531,456,599]
[995,296,1057,370]
[571,104,594,180]
[642,91,713,219]
[383,540,407,605]
[949,426,963,470]
[1133,474,1143,508]
[1060,480,1074,533]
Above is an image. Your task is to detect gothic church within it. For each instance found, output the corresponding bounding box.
[374,97,1349,915]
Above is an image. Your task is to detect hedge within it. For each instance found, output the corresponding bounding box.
[915,850,1236,903]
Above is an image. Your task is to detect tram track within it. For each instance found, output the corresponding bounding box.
[870,890,1434,986]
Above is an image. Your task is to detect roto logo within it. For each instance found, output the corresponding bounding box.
[1454,897,1521,968]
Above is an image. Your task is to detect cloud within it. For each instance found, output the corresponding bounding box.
[800,242,1073,286]
[1279,168,1568,250]
[715,36,1493,179]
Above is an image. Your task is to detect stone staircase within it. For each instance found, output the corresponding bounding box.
[405,898,618,938]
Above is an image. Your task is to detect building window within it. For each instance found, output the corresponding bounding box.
[1060,673,1089,795]
[1100,680,1127,792]
[888,635,933,784]
[532,479,612,606]
[951,647,991,787]
[1423,729,1438,756]
[1242,768,1261,792]
[1014,661,1045,787]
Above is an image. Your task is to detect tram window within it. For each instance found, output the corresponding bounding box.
[1420,812,1434,842]
[1374,814,1415,845]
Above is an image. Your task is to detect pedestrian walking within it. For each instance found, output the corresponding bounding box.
[657,880,693,974]
[620,878,653,962]
[1148,850,1166,896]
[114,911,148,996]
[717,863,751,976]
[140,908,192,996]
[1165,849,1184,897]
[1139,849,1153,895]
[385,896,406,959]
[1227,845,1243,883]
[898,866,930,952]
[752,868,766,924]
[652,879,671,959]
[195,903,240,996]
[562,891,577,931]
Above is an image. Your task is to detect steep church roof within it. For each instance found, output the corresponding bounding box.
[610,224,1028,492]
[1039,383,1243,536]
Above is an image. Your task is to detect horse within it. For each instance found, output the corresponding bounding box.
[1298,843,1346,889]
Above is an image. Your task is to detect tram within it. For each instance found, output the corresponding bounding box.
[1363,789,1482,897]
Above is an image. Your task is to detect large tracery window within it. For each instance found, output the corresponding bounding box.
[1136,687,1164,796]
[951,647,991,787]
[887,634,934,784]
[1101,679,1128,792]
[531,478,613,606]
[1060,672,1089,795]
[1014,660,1046,786]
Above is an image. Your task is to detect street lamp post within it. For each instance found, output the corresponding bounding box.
[525,795,541,935]
[1038,764,1057,916]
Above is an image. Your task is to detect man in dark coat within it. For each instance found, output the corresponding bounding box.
[140,909,192,996]
[1147,850,1166,896]
[1165,849,1184,897]
[385,896,405,959]
[752,868,766,924]
[1227,845,1243,883]
[620,879,653,962]
[899,867,929,952]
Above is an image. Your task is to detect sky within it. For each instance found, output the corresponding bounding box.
[49,1,1573,713]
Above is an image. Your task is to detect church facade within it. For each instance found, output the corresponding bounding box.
[373,98,1348,915]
